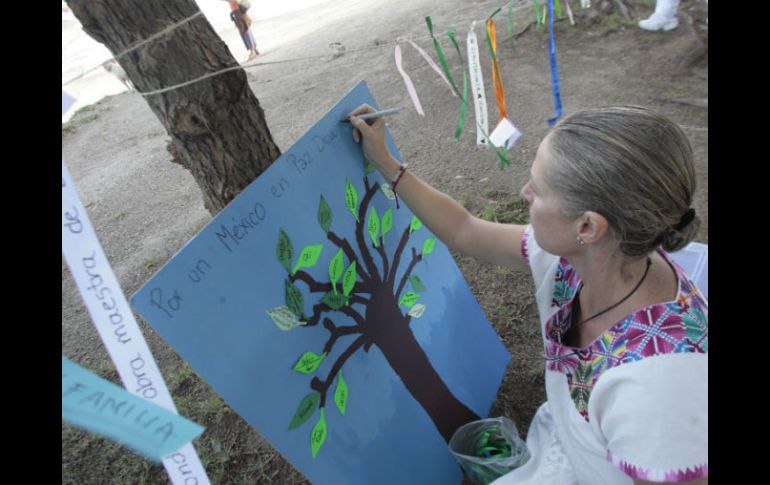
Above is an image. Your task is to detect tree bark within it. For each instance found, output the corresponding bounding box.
[67,0,281,214]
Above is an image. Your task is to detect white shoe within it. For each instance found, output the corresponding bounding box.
[638,13,679,31]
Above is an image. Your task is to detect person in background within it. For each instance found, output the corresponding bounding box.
[638,0,681,31]
[225,0,258,60]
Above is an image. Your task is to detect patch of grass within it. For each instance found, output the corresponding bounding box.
[200,392,227,416]
[62,113,99,134]
[191,220,207,234]
[495,304,516,323]
[478,193,529,224]
[601,11,636,32]
[167,361,196,389]
[73,103,98,116]
[62,424,164,485]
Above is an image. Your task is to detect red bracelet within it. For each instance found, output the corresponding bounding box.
[391,164,409,208]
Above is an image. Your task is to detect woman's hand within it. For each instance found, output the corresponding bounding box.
[347,104,398,177]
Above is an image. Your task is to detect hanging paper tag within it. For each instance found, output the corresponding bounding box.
[580,0,591,8]
[489,118,522,150]
[62,356,205,463]
[466,23,489,146]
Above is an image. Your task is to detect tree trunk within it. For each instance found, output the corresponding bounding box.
[67,0,281,215]
[365,284,481,442]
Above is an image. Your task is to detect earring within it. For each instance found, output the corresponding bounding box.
[576,236,585,245]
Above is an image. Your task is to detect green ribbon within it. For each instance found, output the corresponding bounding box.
[426,17,460,96]
[426,17,468,141]
[445,26,464,64]
[555,0,563,18]
[532,0,542,25]
[454,72,468,141]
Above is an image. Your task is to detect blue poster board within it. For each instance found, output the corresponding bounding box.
[131,81,511,485]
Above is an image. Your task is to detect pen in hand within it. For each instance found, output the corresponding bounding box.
[341,108,400,123]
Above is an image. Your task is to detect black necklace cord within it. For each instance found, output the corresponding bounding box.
[574,256,652,326]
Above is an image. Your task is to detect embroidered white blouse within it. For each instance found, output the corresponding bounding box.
[491,226,708,485]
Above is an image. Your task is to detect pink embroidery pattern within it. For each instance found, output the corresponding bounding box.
[543,252,708,422]
[607,450,708,482]
[521,229,530,264]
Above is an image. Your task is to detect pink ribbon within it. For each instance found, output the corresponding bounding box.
[394,39,460,117]
[406,40,457,97]
[394,42,424,116]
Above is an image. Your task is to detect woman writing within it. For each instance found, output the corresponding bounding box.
[347,105,707,485]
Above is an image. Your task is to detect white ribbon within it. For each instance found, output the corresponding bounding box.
[62,159,210,485]
[466,22,489,147]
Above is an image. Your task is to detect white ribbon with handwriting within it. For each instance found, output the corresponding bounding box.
[467,22,490,147]
[62,159,210,485]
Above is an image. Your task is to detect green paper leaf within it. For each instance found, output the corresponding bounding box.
[345,178,359,222]
[285,279,305,319]
[399,291,420,309]
[267,306,306,331]
[334,371,348,415]
[382,208,393,238]
[342,261,357,297]
[317,195,332,233]
[288,392,320,430]
[293,351,327,374]
[408,303,427,318]
[409,275,426,292]
[422,237,437,255]
[277,229,293,273]
[364,159,375,175]
[321,291,348,310]
[380,183,396,201]
[368,207,380,247]
[292,244,324,275]
[310,408,327,458]
[328,248,344,294]
[409,215,423,233]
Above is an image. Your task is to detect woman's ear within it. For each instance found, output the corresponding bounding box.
[577,211,609,244]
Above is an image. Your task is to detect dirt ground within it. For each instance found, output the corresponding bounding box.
[62,0,708,483]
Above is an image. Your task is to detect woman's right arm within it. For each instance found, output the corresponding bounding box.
[348,104,529,271]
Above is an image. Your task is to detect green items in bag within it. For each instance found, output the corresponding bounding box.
[448,417,530,485]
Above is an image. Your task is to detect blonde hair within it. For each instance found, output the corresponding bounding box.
[547,106,700,257]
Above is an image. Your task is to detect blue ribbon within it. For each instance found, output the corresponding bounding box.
[546,0,563,126]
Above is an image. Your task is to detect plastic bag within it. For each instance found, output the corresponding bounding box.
[448,417,530,485]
